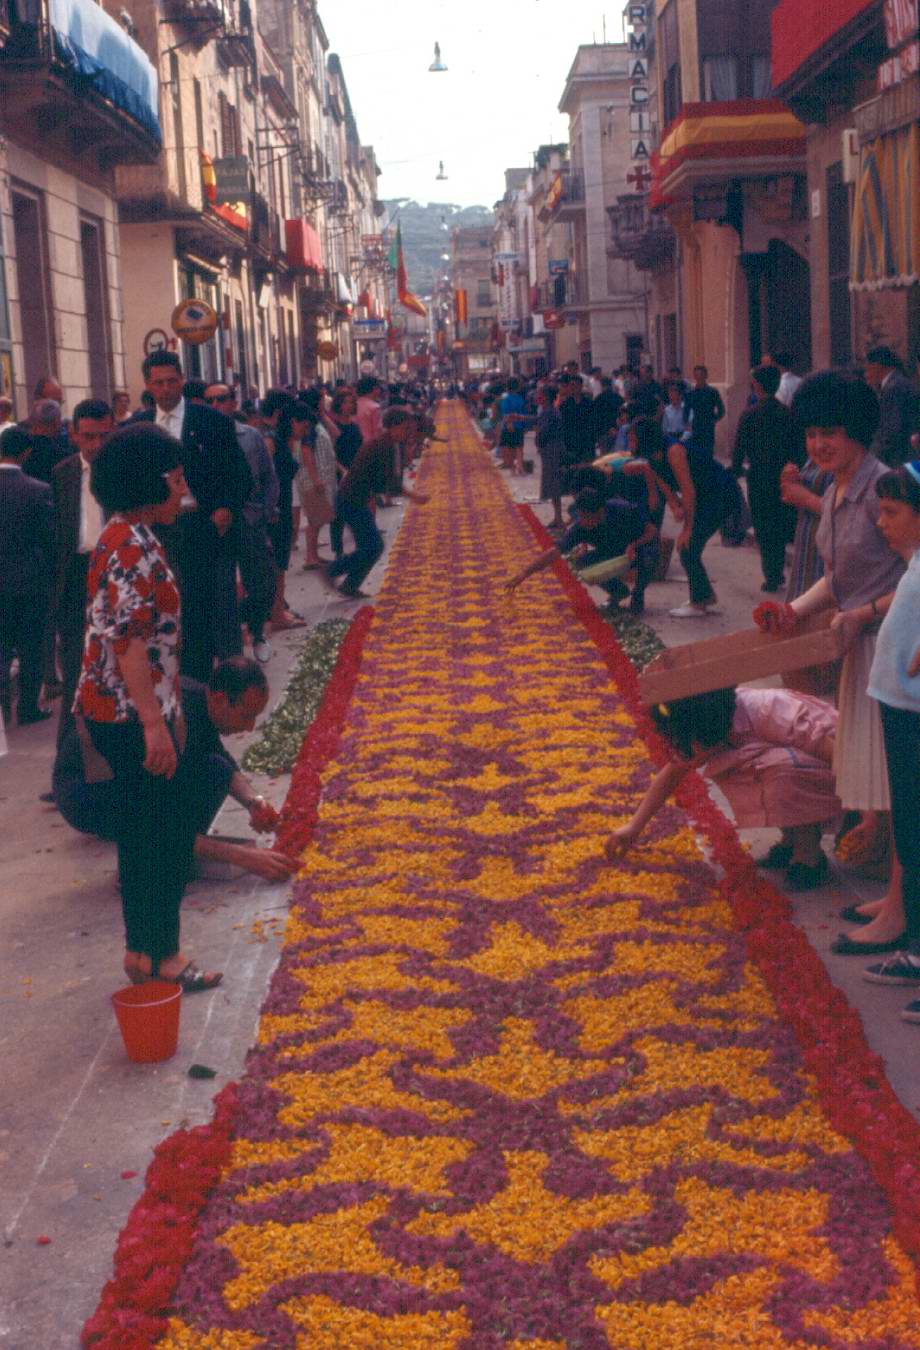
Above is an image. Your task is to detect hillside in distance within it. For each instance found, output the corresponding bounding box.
[384,200,494,297]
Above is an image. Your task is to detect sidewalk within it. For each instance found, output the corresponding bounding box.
[0,507,409,1348]
[507,448,919,1132]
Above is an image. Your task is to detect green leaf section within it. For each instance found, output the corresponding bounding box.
[242,619,351,776]
[601,610,665,672]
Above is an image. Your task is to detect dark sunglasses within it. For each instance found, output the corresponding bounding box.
[206,393,234,404]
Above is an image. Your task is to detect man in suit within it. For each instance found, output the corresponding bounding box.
[136,351,252,680]
[0,428,54,724]
[204,381,278,664]
[732,363,802,593]
[52,399,113,750]
[865,346,918,467]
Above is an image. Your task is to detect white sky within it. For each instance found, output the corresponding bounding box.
[320,0,629,207]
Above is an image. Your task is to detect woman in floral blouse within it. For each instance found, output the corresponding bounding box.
[75,423,221,992]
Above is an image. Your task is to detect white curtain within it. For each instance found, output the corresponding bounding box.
[703,56,739,101]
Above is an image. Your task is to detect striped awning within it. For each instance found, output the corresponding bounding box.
[851,124,920,291]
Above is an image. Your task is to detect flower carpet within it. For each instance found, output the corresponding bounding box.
[86,403,920,1348]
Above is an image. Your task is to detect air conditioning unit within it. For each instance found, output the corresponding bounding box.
[842,128,860,184]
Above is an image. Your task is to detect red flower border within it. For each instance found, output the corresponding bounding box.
[80,606,375,1349]
[519,503,920,1295]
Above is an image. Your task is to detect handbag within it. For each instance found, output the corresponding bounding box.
[302,483,334,527]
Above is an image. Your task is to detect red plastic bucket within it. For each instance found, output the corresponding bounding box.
[112,980,182,1063]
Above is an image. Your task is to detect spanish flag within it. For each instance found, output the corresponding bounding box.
[392,224,427,318]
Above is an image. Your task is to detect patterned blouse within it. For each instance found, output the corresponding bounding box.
[74,518,182,724]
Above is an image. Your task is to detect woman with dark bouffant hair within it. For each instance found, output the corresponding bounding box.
[76,423,221,993]
[756,372,906,951]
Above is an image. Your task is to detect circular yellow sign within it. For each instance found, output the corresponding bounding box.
[171,299,219,346]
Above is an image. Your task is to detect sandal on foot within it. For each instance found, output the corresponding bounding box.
[166,961,223,994]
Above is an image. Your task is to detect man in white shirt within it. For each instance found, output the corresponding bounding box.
[772,352,803,409]
[51,399,113,752]
[136,350,252,679]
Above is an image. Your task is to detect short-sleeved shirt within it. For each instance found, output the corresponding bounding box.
[814,453,905,611]
[560,498,645,561]
[868,548,920,712]
[74,519,181,724]
[336,436,395,510]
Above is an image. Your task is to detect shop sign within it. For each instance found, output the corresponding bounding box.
[352,318,388,340]
[494,251,520,264]
[543,309,566,330]
[143,327,171,356]
[316,340,338,360]
[548,258,569,274]
[624,3,654,178]
[212,157,250,206]
[879,0,919,88]
[171,299,219,346]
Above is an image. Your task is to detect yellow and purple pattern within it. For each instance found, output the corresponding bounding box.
[161,405,919,1348]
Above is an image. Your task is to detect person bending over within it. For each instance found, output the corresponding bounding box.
[507,485,655,612]
[605,685,840,891]
[56,656,297,882]
[324,408,429,599]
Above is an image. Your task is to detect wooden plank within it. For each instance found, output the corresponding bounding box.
[638,614,846,704]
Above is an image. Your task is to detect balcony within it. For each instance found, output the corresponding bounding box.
[250,191,284,265]
[534,272,588,312]
[0,0,161,165]
[540,170,585,222]
[299,268,338,313]
[164,0,226,44]
[607,194,675,269]
[653,100,807,205]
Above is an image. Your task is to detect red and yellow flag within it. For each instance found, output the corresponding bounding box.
[392,224,427,318]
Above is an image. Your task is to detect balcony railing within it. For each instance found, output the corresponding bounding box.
[300,268,338,310]
[0,0,161,163]
[607,194,675,269]
[534,272,587,311]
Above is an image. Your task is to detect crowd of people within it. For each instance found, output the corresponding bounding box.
[2,345,920,1026]
[0,360,436,990]
[483,352,920,1027]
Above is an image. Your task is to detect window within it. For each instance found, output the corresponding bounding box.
[827,163,852,367]
[702,55,738,101]
[11,187,55,398]
[751,54,772,98]
[169,52,187,203]
[476,279,492,307]
[219,92,241,158]
[80,217,111,400]
[234,298,249,395]
[697,0,772,101]
[659,0,682,125]
[193,78,205,151]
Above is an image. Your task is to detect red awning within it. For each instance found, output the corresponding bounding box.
[771,0,876,88]
[285,219,323,272]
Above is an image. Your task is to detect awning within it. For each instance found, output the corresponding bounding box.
[48,0,161,146]
[851,124,920,291]
[284,219,323,272]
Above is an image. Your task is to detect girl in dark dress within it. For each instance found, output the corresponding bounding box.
[633,416,735,616]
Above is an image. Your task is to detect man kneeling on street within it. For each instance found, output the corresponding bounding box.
[506,486,656,609]
[54,657,298,882]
